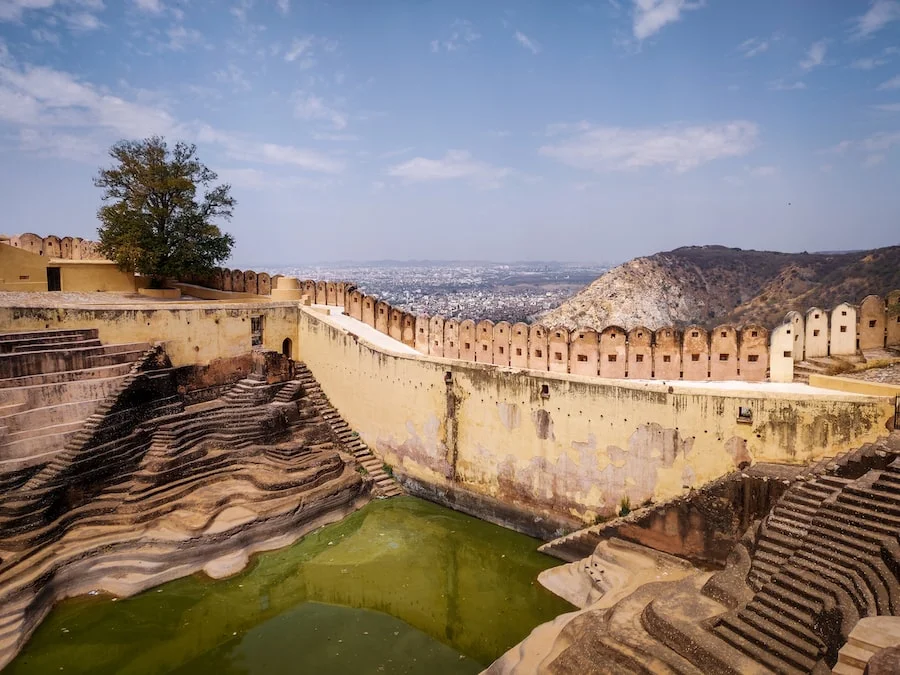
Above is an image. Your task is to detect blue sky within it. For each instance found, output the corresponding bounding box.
[0,0,899,266]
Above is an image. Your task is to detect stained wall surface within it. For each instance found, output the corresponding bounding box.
[297,307,894,527]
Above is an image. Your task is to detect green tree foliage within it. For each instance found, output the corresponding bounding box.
[94,136,235,287]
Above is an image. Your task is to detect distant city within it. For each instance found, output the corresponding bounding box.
[259,261,609,323]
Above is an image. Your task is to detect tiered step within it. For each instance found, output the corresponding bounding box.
[538,527,604,562]
[294,362,403,498]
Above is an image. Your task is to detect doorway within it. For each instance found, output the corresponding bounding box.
[282,338,293,358]
[47,267,61,292]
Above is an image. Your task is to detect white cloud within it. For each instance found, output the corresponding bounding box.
[0,60,345,174]
[293,91,347,129]
[852,0,900,39]
[63,10,102,31]
[738,37,769,58]
[632,0,703,41]
[514,31,540,54]
[276,0,288,14]
[31,27,60,44]
[539,120,758,173]
[217,167,334,191]
[214,63,251,92]
[166,24,204,50]
[877,74,900,90]
[799,40,827,71]
[431,19,480,52]
[769,79,806,91]
[311,131,358,141]
[388,149,511,188]
[748,165,777,177]
[133,0,163,13]
[285,36,313,62]
[283,35,335,69]
[851,56,888,70]
[864,153,886,167]
[0,0,56,22]
[873,102,900,111]
[820,131,900,167]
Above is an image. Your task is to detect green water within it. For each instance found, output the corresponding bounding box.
[8,497,572,674]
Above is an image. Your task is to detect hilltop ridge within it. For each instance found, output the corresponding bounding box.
[539,244,900,330]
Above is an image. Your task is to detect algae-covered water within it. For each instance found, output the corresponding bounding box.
[8,497,572,674]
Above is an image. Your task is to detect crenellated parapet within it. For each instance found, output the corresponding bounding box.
[8,232,106,260]
[288,279,900,383]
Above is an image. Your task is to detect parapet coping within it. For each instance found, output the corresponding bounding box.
[300,306,886,403]
[1,300,301,311]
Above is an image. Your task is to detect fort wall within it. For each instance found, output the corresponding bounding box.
[296,306,894,528]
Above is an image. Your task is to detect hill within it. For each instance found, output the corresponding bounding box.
[538,244,900,330]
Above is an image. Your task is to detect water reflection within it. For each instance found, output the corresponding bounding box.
[9,497,571,674]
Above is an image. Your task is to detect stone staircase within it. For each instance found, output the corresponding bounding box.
[294,362,403,498]
[0,330,151,470]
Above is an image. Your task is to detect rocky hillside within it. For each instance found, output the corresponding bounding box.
[540,244,900,330]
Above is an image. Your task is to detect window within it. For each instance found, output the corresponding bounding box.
[638,332,643,338]
[450,341,455,348]
[515,348,522,356]
[691,331,699,338]
[747,355,759,362]
[751,330,758,337]
[555,332,562,338]
[380,308,384,315]
[786,329,791,335]
[783,351,792,358]
[814,313,820,319]
[499,346,505,354]
[608,354,617,362]
[721,331,727,338]
[483,344,488,351]
[737,407,753,424]
[555,351,563,360]
[840,326,847,333]
[251,316,264,347]
[691,354,700,362]
[579,333,584,339]
[869,320,877,328]
[666,331,671,337]
[635,354,644,362]
[719,354,729,361]
[434,340,439,347]
[842,310,847,316]
[663,355,671,363]
[577,354,588,362]
[540,384,550,398]
[465,342,471,350]
[535,349,543,358]
[419,328,424,333]
[813,329,820,337]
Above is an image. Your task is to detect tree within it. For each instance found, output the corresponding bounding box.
[94,136,235,287]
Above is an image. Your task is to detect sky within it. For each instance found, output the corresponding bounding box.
[0,1,899,267]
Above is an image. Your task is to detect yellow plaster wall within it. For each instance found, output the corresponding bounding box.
[0,302,299,366]
[297,307,894,525]
[56,261,138,292]
[0,243,48,291]
[808,373,900,398]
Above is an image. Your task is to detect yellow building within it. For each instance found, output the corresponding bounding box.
[0,234,139,293]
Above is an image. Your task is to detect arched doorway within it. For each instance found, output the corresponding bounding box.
[282,338,292,358]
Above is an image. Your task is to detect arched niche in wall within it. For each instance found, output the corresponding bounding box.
[858,294,886,351]
[739,324,768,382]
[476,319,494,363]
[681,325,709,381]
[493,321,511,366]
[709,325,739,381]
[653,326,681,380]
[569,328,599,377]
[626,327,650,379]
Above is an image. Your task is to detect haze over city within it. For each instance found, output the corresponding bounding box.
[1,0,899,266]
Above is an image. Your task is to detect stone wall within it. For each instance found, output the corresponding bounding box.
[7,233,105,260]
[296,306,894,530]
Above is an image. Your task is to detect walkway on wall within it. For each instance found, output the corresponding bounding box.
[309,305,419,356]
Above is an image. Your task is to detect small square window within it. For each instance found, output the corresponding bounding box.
[419,328,424,333]
[555,351,563,360]
[577,354,588,362]
[813,329,820,337]
[692,331,699,338]
[638,332,643,338]
[635,354,644,362]
[450,341,454,348]
[783,351,792,358]
[380,308,384,315]
[719,354,729,361]
[579,333,584,339]
[869,320,877,328]
[840,326,847,333]
[499,346,505,354]
[665,331,671,337]
[786,329,791,335]
[814,313,820,319]
[842,310,847,316]
[691,354,700,362]
[608,354,617,362]
[464,342,471,350]
[482,344,488,351]
[555,332,562,338]
[515,347,522,356]
[747,354,759,362]
[434,340,439,347]
[535,349,543,358]
[721,331,727,338]
[751,330,758,337]
[663,355,671,363]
